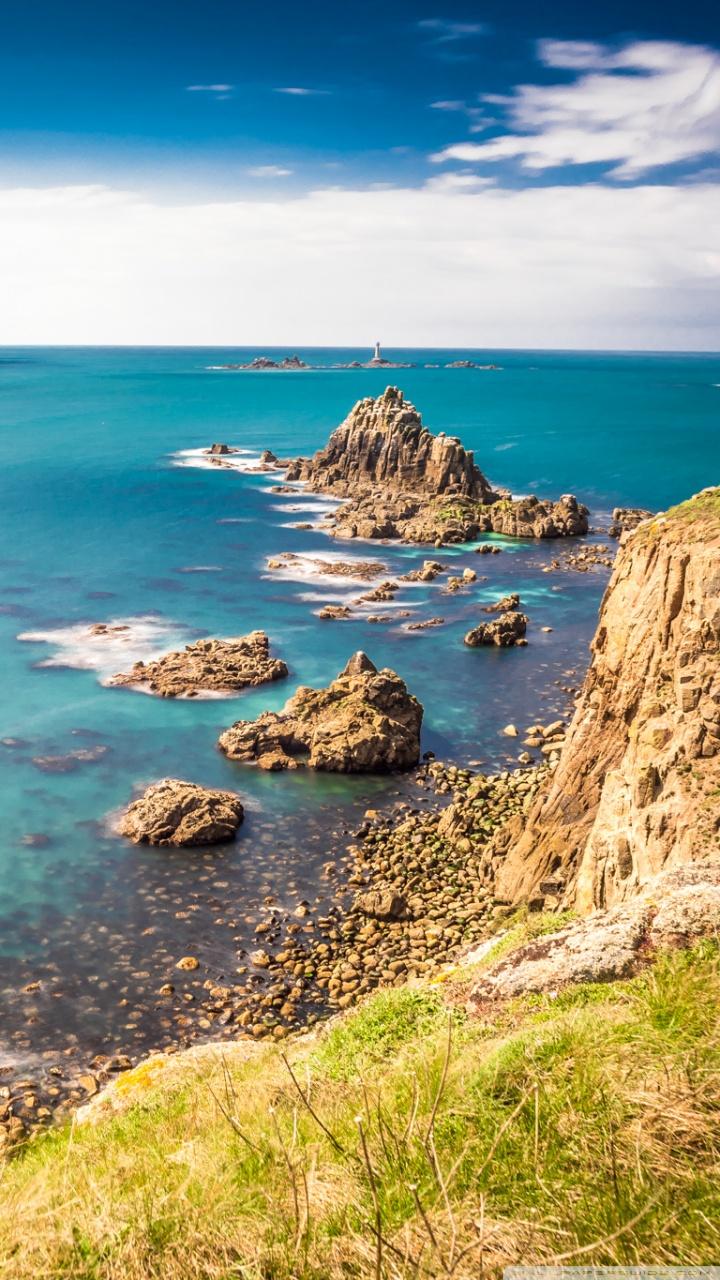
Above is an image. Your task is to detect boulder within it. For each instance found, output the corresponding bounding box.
[218,652,423,773]
[355,889,408,920]
[609,507,654,537]
[467,864,720,1007]
[464,611,528,648]
[109,632,288,698]
[119,779,244,846]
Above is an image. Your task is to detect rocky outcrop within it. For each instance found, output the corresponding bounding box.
[609,507,654,537]
[468,863,720,1006]
[266,552,386,581]
[119,779,244,846]
[465,610,528,647]
[109,632,288,697]
[218,652,422,773]
[287,386,496,502]
[489,489,720,911]
[284,388,588,545]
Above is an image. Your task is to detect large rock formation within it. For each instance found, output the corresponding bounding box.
[218,652,422,772]
[109,632,288,697]
[489,489,720,911]
[286,386,495,502]
[286,388,588,544]
[119,779,244,846]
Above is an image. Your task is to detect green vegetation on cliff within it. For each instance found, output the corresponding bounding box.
[1,933,718,1279]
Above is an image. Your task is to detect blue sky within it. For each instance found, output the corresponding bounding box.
[1,1,719,346]
[2,0,718,193]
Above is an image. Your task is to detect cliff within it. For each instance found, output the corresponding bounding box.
[286,385,496,502]
[490,488,720,911]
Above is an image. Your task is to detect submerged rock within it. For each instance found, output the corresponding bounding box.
[119,779,244,846]
[464,611,528,647]
[218,651,423,773]
[109,632,288,697]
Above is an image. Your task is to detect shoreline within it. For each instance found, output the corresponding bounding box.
[0,738,563,1146]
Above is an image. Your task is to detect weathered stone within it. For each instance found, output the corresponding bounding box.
[119,779,244,846]
[489,488,720,910]
[465,611,528,648]
[355,890,408,920]
[109,631,287,698]
[219,653,422,773]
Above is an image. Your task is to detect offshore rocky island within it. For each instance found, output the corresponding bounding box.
[2,380,719,1277]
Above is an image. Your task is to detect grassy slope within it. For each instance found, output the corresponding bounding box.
[1,926,718,1279]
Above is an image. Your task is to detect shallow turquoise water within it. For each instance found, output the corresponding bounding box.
[1,345,718,1065]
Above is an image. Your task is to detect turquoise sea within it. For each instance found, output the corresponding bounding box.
[1,345,718,1069]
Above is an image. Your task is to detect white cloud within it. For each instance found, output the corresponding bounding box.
[430,99,467,111]
[418,18,486,42]
[423,171,495,191]
[0,180,718,349]
[186,84,234,99]
[274,86,330,96]
[246,165,293,177]
[433,40,720,177]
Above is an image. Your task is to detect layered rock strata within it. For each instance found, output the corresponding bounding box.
[119,779,244,846]
[109,632,288,697]
[286,387,588,545]
[488,489,720,911]
[218,651,422,772]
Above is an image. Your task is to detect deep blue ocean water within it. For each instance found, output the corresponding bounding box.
[1,345,718,1067]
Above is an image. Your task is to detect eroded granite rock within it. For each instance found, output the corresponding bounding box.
[218,651,422,773]
[467,863,720,1006]
[464,611,528,647]
[109,632,288,698]
[487,488,720,911]
[119,779,244,846]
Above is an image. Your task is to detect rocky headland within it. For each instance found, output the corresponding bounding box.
[218,651,422,772]
[285,387,589,545]
[118,779,245,846]
[109,632,288,697]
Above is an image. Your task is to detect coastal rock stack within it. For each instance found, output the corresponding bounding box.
[218,651,423,772]
[286,386,496,502]
[286,387,589,544]
[487,488,720,911]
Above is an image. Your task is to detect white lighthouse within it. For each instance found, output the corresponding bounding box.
[372,340,382,363]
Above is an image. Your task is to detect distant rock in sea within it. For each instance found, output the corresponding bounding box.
[218,651,422,773]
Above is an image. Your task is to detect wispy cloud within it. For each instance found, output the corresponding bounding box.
[246,164,294,178]
[432,40,720,178]
[186,83,234,100]
[418,18,486,43]
[274,86,330,96]
[424,171,496,191]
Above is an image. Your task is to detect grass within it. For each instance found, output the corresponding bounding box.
[1,942,719,1279]
[635,486,720,544]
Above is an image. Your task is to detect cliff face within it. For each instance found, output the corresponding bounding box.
[286,386,496,503]
[492,489,720,911]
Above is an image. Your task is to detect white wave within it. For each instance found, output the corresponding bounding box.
[264,550,387,587]
[270,500,340,513]
[18,615,194,683]
[169,447,271,474]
